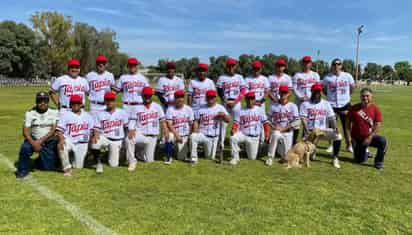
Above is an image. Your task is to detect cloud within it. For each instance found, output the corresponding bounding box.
[83,7,125,16]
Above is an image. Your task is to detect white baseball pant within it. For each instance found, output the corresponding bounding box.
[126,134,158,163]
[230,132,260,161]
[268,130,293,159]
[190,133,219,161]
[58,139,88,170]
[90,135,123,167]
[166,133,190,160]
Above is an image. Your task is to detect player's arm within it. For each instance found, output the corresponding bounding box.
[166,120,180,139]
[56,130,65,150]
[160,119,169,139]
[192,120,199,133]
[217,88,225,102]
[187,95,193,107]
[49,90,60,108]
[38,124,57,144]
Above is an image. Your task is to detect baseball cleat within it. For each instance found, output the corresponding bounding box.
[265,158,273,166]
[63,169,72,177]
[332,158,341,169]
[164,158,173,165]
[326,145,333,153]
[96,162,103,174]
[128,162,137,172]
[15,171,29,180]
[229,158,239,165]
[346,146,354,153]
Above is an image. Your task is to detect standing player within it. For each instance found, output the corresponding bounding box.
[114,57,149,115]
[268,59,292,105]
[126,87,168,171]
[323,58,356,153]
[91,92,129,173]
[190,90,231,164]
[230,92,270,165]
[164,90,194,164]
[50,59,89,113]
[244,60,270,110]
[86,55,115,117]
[188,63,216,111]
[57,95,94,176]
[156,61,185,110]
[266,85,300,166]
[300,83,342,169]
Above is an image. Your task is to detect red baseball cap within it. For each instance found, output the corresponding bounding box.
[226,58,237,66]
[206,90,217,97]
[166,61,176,70]
[252,60,262,69]
[96,55,107,63]
[302,56,312,62]
[68,59,80,67]
[141,86,154,96]
[245,91,256,98]
[279,84,289,93]
[127,57,139,65]
[69,95,82,104]
[198,63,209,70]
[311,82,323,91]
[104,91,116,100]
[276,59,286,66]
[174,90,185,97]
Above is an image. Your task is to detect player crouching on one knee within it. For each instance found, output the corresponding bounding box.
[164,90,195,165]
[125,87,168,171]
[300,83,342,169]
[190,90,230,164]
[90,92,129,173]
[229,91,270,165]
[56,95,94,177]
[266,85,300,166]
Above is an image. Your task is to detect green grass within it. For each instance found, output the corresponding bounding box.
[0,86,411,234]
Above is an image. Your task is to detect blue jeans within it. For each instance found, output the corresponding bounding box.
[17,138,58,174]
[352,135,387,168]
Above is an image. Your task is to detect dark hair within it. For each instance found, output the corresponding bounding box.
[360,87,373,94]
[331,58,341,64]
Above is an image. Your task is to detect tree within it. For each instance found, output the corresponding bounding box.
[342,59,355,76]
[382,65,397,81]
[362,63,383,80]
[394,61,412,84]
[73,22,99,74]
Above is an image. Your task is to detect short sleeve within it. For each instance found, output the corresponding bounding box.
[56,115,66,132]
[216,76,223,88]
[260,109,268,123]
[189,108,194,122]
[264,77,270,90]
[178,79,185,90]
[115,76,123,90]
[51,78,61,92]
[325,102,335,118]
[84,79,90,93]
[166,108,173,120]
[122,111,129,127]
[155,77,163,92]
[93,115,101,130]
[291,104,299,120]
[314,72,320,82]
[23,111,32,128]
[188,81,194,95]
[299,103,308,118]
[348,73,355,86]
[239,75,246,89]
[233,109,240,124]
[158,105,165,120]
[209,80,216,90]
[287,76,293,89]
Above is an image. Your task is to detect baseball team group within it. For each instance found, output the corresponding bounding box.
[15,55,388,178]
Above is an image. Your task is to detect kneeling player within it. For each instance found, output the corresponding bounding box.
[57,95,94,176]
[164,90,194,164]
[230,92,270,165]
[91,92,128,173]
[190,90,230,164]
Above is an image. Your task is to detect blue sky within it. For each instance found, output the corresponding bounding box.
[1,0,411,66]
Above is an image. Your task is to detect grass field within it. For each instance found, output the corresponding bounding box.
[0,86,411,234]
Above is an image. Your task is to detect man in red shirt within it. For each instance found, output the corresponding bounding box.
[347,88,387,170]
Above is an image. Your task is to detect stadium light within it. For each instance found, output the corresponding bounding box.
[355,25,364,81]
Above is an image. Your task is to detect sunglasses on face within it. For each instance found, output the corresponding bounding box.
[333,62,342,66]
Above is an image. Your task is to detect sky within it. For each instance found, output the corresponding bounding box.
[1,0,411,66]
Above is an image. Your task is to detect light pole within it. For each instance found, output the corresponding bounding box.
[355,25,364,81]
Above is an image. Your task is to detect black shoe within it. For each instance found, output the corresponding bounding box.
[16,171,29,179]
[375,164,384,171]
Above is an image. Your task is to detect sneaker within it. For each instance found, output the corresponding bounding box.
[265,158,273,166]
[96,162,103,174]
[347,146,354,153]
[326,145,333,153]
[128,162,137,172]
[16,171,29,180]
[164,158,173,165]
[63,168,72,177]
[229,158,239,165]
[332,158,341,169]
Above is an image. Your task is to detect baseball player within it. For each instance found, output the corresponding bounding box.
[292,56,320,145]
[16,92,59,179]
[190,90,231,164]
[266,85,300,166]
[90,92,129,173]
[50,59,89,113]
[86,55,115,117]
[323,58,356,153]
[268,59,292,105]
[188,63,216,111]
[56,95,94,176]
[300,83,342,169]
[156,61,185,110]
[164,90,195,164]
[126,87,168,171]
[244,60,270,110]
[114,57,149,116]
[230,92,270,165]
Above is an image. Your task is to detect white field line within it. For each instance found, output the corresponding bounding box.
[0,153,118,235]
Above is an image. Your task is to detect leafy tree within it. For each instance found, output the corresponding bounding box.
[394,61,412,84]
[362,62,383,80]
[342,59,355,76]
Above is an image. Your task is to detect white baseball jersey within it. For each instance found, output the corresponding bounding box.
[233,106,268,136]
[86,71,115,103]
[216,74,246,100]
[155,76,185,104]
[93,108,129,140]
[57,111,94,144]
[322,72,355,108]
[51,75,89,107]
[300,100,335,130]
[292,71,320,99]
[244,75,270,102]
[194,104,228,137]
[268,74,292,100]
[166,105,194,136]
[24,108,58,140]
[188,78,216,110]
[128,103,165,135]
[268,102,299,128]
[116,73,149,104]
